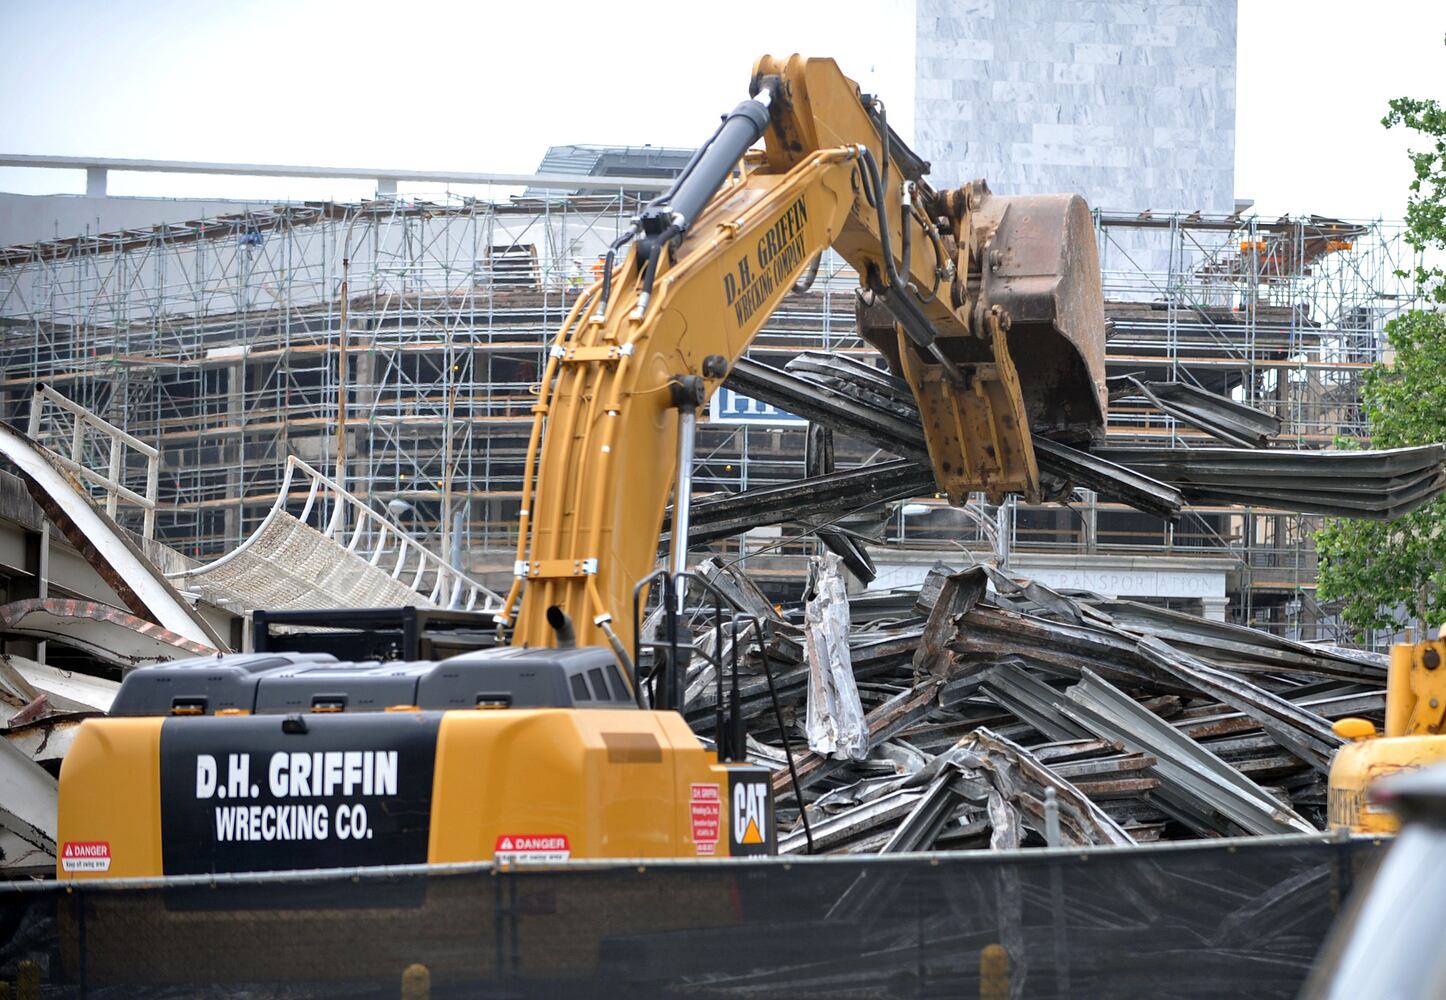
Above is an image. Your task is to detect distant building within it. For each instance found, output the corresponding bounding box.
[525,144,693,200]
[0,12,1420,643]
[914,0,1238,213]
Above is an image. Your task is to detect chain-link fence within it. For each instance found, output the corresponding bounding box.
[0,834,1384,998]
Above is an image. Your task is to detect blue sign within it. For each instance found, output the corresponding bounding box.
[708,386,805,426]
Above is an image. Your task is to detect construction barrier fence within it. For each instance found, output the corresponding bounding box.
[0,834,1385,998]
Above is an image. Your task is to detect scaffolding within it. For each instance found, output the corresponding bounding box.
[899,210,1423,642]
[0,195,1424,642]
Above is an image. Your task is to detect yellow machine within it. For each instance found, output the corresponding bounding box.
[1329,628,1446,833]
[56,55,1107,880]
[498,53,1106,658]
[58,666,768,877]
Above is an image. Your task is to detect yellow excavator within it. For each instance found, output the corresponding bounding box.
[1329,628,1446,832]
[55,55,1107,879]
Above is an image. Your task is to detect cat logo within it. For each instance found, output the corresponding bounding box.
[729,770,772,855]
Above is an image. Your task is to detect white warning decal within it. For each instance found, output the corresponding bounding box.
[61,841,111,873]
[691,783,721,855]
[494,834,571,863]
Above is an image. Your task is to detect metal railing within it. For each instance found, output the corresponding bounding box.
[0,152,672,199]
[26,382,159,538]
[174,455,500,611]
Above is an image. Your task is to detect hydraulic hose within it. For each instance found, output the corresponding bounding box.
[856,145,964,380]
[910,199,950,303]
[634,224,681,316]
[899,180,912,289]
[874,97,891,209]
[857,147,902,292]
[792,252,824,294]
[594,227,636,320]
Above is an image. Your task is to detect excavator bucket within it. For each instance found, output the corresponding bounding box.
[857,182,1108,504]
[969,190,1108,447]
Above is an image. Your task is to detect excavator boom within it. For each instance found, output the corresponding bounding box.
[503,55,1108,652]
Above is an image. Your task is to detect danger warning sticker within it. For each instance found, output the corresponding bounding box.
[61,841,111,873]
[690,783,721,855]
[494,834,571,864]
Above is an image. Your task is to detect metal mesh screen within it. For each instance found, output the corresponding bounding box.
[174,511,433,612]
[0,835,1383,998]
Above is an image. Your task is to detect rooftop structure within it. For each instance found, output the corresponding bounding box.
[525,144,695,198]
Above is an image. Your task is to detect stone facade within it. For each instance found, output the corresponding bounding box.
[914,0,1237,213]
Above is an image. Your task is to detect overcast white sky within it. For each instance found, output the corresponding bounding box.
[0,0,1441,220]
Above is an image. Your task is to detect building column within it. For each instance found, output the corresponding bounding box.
[223,359,244,545]
[1201,597,1228,622]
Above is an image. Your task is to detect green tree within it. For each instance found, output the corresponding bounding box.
[1316,61,1446,640]
[1383,82,1446,305]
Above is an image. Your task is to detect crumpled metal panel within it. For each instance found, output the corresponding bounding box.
[803,554,867,761]
[1065,670,1317,836]
[0,731,57,873]
[984,661,1315,837]
[0,422,222,648]
[1095,444,1446,519]
[173,511,434,613]
[1108,375,1281,448]
[0,597,215,668]
[725,352,1444,523]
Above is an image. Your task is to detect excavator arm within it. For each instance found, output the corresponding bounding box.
[501,55,1107,654]
[55,55,1112,885]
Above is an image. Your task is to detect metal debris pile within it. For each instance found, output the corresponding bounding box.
[718,352,1446,523]
[0,640,116,876]
[677,557,1385,854]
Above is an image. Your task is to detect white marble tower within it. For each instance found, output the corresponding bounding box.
[914,0,1238,213]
